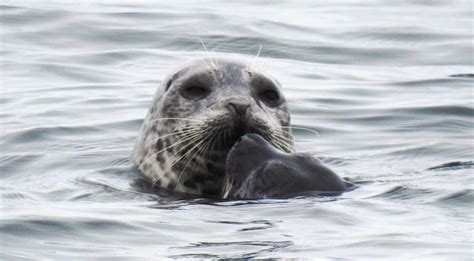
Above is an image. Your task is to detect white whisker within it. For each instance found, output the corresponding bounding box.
[148,117,204,123]
[198,37,218,70]
[247,43,263,72]
[152,133,207,188]
[140,128,207,170]
[281,126,320,137]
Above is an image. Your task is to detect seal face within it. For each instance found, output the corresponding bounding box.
[223,134,350,199]
[133,58,293,196]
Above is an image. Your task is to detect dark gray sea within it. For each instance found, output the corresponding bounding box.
[1,1,473,259]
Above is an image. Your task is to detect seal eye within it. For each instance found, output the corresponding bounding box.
[260,90,280,105]
[181,86,209,99]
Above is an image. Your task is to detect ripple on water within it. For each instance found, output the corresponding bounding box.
[427,161,474,171]
[1,190,38,202]
[2,126,102,144]
[0,154,43,178]
[1,0,473,259]
[168,240,293,259]
[0,215,153,249]
[433,189,474,206]
[391,76,474,88]
[368,185,437,201]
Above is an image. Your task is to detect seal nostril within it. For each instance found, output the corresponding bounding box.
[228,102,250,115]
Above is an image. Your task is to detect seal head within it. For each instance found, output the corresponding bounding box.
[133,58,293,196]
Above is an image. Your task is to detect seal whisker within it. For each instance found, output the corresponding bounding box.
[151,131,208,188]
[195,53,213,71]
[246,43,263,73]
[175,129,218,186]
[273,129,320,153]
[209,48,219,72]
[140,128,209,169]
[221,179,233,199]
[281,126,320,137]
[260,131,280,151]
[264,125,318,144]
[268,133,294,153]
[276,138,295,153]
[148,117,206,123]
[158,135,210,187]
[279,134,314,142]
[259,124,295,152]
[218,127,226,149]
[295,150,320,155]
[154,125,207,141]
[272,130,296,144]
[160,126,209,155]
[145,133,203,177]
[198,37,218,70]
[218,127,226,148]
[257,125,293,152]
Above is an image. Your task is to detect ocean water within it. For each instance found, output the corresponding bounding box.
[1,0,473,259]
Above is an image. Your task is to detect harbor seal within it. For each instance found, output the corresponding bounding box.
[222,134,352,199]
[133,58,293,196]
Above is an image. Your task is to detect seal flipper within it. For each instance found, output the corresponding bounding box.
[224,134,350,199]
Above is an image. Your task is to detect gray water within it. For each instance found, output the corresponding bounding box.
[1,0,473,259]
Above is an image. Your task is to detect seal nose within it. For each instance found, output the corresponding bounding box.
[227,102,250,116]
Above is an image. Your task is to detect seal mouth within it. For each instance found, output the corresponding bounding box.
[225,116,256,149]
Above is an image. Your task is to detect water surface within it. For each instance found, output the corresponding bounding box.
[1,0,473,259]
